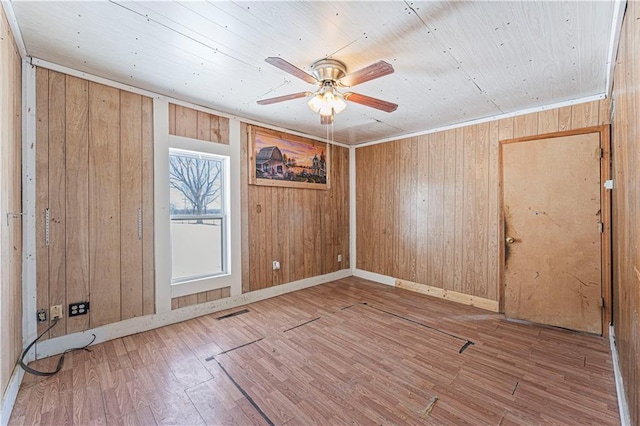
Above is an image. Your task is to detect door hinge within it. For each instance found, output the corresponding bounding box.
[598,147,604,159]
[600,297,605,308]
[598,222,603,233]
[137,208,142,240]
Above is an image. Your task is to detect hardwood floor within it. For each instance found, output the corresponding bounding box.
[9,277,620,425]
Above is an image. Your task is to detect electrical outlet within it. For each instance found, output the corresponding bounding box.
[50,305,63,319]
[338,254,342,262]
[272,260,280,270]
[37,309,47,323]
[69,301,90,317]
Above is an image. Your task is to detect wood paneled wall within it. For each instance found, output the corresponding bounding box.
[0,6,23,397]
[171,287,231,310]
[611,2,640,423]
[242,125,350,292]
[35,69,154,339]
[169,103,229,144]
[356,99,609,302]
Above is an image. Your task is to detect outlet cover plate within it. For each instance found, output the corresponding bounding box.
[50,305,63,319]
[69,301,90,317]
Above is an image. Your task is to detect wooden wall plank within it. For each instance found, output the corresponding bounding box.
[141,97,155,315]
[65,75,90,334]
[611,2,640,423]
[262,188,272,288]
[48,71,67,338]
[120,91,143,320]
[168,103,176,136]
[557,106,572,131]
[241,123,251,293]
[217,116,230,144]
[487,121,500,300]
[475,123,489,298]
[328,144,339,272]
[290,187,304,282]
[312,187,322,277]
[271,188,282,286]
[178,294,198,309]
[599,98,611,125]
[279,188,291,283]
[341,144,350,268]
[355,146,369,272]
[35,68,50,338]
[0,7,23,393]
[247,185,258,287]
[442,131,456,291]
[174,105,197,139]
[571,101,599,129]
[196,111,211,142]
[513,113,538,138]
[453,128,464,294]
[9,33,22,381]
[429,134,444,288]
[356,99,610,303]
[461,125,476,296]
[397,138,417,281]
[89,82,121,327]
[537,108,559,134]
[415,136,429,285]
[302,189,315,279]
[380,142,392,276]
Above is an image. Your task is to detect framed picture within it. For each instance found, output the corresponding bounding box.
[249,127,330,190]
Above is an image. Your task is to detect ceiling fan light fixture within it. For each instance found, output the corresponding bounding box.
[307,88,347,116]
[260,56,397,125]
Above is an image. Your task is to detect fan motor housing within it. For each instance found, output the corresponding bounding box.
[311,59,347,82]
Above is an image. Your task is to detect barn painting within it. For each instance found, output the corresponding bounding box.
[250,127,329,189]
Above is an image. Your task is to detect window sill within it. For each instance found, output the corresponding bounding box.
[170,272,233,298]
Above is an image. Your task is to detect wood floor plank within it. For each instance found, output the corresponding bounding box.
[10,277,620,425]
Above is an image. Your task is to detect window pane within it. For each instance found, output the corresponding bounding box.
[169,152,223,216]
[171,218,223,281]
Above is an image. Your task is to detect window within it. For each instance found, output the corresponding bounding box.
[154,100,240,309]
[168,149,228,283]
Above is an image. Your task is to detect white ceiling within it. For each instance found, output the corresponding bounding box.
[11,1,618,145]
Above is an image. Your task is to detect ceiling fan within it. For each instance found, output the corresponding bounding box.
[257,57,398,125]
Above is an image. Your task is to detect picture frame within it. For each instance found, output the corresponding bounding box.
[248,127,330,190]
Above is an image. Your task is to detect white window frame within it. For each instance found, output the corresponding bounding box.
[169,148,229,284]
[154,99,241,311]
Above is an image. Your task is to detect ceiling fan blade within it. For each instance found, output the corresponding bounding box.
[338,61,394,87]
[344,92,398,113]
[257,92,311,105]
[320,114,334,125]
[265,57,318,85]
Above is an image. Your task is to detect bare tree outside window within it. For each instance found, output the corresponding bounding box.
[169,154,222,216]
[169,150,227,282]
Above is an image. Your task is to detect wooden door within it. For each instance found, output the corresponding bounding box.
[502,132,602,334]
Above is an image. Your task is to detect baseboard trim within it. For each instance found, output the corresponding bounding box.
[396,279,500,312]
[353,269,499,312]
[35,269,351,359]
[609,324,631,426]
[353,269,396,286]
[1,365,24,426]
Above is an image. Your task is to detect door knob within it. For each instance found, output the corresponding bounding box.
[505,236,515,244]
